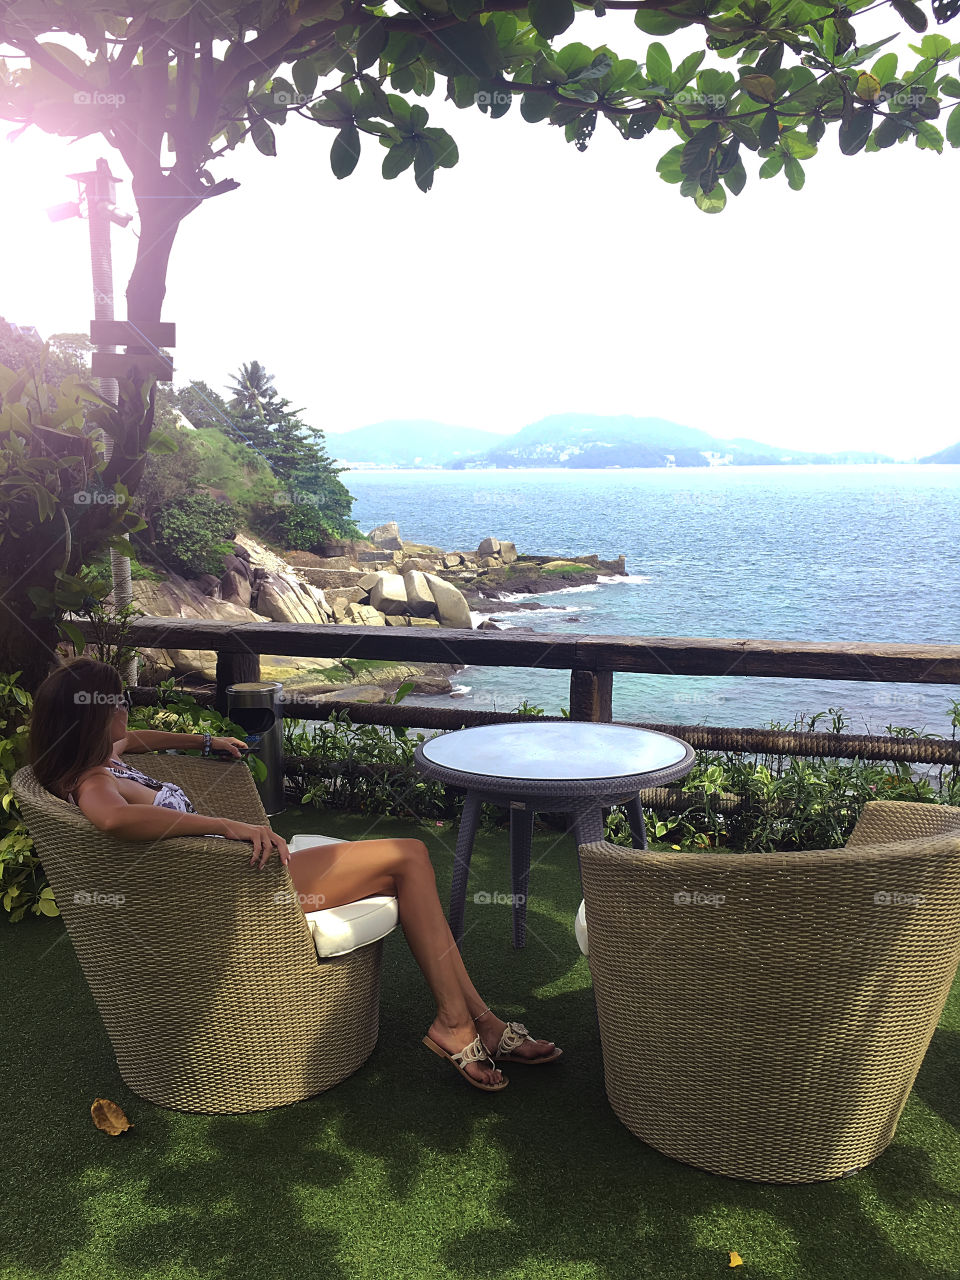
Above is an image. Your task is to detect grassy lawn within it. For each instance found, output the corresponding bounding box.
[3,809,959,1280]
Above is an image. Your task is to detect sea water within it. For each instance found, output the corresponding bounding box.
[343,465,960,737]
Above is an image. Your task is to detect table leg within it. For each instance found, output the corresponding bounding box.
[509,805,534,949]
[625,794,648,850]
[449,792,481,948]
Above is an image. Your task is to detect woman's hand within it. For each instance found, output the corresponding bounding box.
[210,735,250,758]
[219,819,291,869]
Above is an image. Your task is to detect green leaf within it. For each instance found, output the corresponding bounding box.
[758,151,784,178]
[413,140,435,191]
[528,0,576,39]
[947,103,960,147]
[382,138,416,178]
[758,108,781,149]
[356,22,388,72]
[890,0,927,32]
[410,103,429,131]
[330,125,361,177]
[783,154,805,189]
[781,130,817,158]
[680,121,719,180]
[740,73,778,104]
[672,49,705,91]
[722,156,747,194]
[634,9,687,35]
[919,34,951,58]
[249,114,277,156]
[874,114,908,147]
[872,53,898,87]
[914,119,943,151]
[940,76,960,98]
[726,117,760,150]
[292,58,318,98]
[656,142,685,183]
[57,621,86,652]
[645,42,672,90]
[423,127,459,166]
[839,105,875,155]
[694,183,726,212]
[145,430,179,454]
[521,91,555,122]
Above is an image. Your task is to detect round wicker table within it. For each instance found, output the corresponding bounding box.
[414,722,696,948]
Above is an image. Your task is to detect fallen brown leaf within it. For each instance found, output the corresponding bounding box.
[729,1251,744,1268]
[91,1098,132,1135]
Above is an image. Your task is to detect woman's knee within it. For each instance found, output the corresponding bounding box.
[396,838,431,872]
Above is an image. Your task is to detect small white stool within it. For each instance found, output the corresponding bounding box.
[287,834,399,959]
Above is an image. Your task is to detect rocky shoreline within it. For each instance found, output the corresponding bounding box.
[126,523,626,702]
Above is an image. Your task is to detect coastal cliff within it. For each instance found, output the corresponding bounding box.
[127,524,625,701]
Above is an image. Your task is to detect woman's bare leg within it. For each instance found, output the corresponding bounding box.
[286,837,514,1084]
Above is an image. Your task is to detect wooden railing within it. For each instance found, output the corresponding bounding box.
[80,617,960,766]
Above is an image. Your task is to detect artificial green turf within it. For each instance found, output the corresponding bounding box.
[3,808,959,1280]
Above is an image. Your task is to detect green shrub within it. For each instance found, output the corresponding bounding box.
[149,493,237,577]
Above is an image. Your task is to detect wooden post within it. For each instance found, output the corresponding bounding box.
[569,669,614,722]
[215,650,261,715]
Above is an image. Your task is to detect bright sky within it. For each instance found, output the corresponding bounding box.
[2,10,959,460]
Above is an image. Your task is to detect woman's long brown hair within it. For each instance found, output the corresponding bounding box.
[29,658,125,800]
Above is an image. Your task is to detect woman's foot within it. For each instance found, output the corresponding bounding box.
[476,1011,560,1063]
[426,1017,505,1088]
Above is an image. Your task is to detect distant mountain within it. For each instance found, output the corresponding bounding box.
[445,413,893,469]
[328,420,502,467]
[331,412,897,469]
[919,441,960,463]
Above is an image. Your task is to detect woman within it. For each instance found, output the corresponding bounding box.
[28,657,561,1091]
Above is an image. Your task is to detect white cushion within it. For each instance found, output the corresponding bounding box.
[575,898,589,956]
[287,833,400,959]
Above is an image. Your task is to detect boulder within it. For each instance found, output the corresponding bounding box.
[477,537,500,558]
[404,570,437,618]
[228,541,252,562]
[302,583,331,616]
[408,617,440,627]
[478,556,499,570]
[369,572,408,616]
[310,555,356,571]
[194,573,221,598]
[223,554,251,579]
[358,573,381,591]
[400,557,439,575]
[300,567,363,590]
[385,615,409,626]
[423,573,473,629]
[478,619,502,631]
[368,521,404,552]
[359,549,402,565]
[499,541,518,564]
[327,585,367,606]
[318,538,375,558]
[255,572,329,625]
[346,603,386,626]
[332,599,352,623]
[443,553,464,568]
[220,568,251,608]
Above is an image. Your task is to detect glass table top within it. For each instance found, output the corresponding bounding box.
[419,722,689,782]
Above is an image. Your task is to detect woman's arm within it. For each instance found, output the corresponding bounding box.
[75,770,229,841]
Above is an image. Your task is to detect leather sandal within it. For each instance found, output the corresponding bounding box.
[422,1031,509,1092]
[494,1021,563,1065]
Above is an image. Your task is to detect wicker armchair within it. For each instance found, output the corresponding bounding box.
[13,753,385,1115]
[578,800,960,1183]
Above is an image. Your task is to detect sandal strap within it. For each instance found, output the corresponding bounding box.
[497,1021,532,1055]
[451,1032,496,1070]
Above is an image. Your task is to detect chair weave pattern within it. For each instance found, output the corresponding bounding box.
[579,801,960,1182]
[13,754,383,1114]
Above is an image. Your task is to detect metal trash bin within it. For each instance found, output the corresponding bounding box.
[226,681,285,817]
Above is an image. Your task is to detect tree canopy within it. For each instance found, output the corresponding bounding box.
[2,0,959,324]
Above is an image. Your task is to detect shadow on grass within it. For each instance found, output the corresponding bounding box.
[3,813,958,1280]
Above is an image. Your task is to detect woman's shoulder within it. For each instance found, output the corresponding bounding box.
[73,764,121,793]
